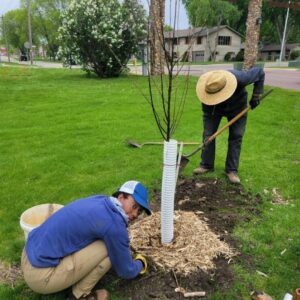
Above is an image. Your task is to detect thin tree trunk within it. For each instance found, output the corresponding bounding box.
[149,0,165,75]
[243,0,262,70]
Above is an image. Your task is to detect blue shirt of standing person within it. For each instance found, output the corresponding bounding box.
[21,180,151,300]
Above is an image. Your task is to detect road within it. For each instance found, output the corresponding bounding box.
[175,63,300,91]
[263,68,300,91]
[1,56,299,91]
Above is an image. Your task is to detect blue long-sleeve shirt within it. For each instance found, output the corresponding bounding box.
[202,67,265,115]
[25,195,143,279]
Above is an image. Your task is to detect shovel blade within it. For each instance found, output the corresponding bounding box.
[178,156,190,172]
[126,140,142,148]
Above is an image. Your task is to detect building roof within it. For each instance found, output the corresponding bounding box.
[164,25,243,39]
[261,43,300,52]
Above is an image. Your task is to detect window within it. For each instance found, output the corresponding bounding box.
[197,37,202,44]
[185,37,191,44]
[173,38,178,45]
[218,36,231,45]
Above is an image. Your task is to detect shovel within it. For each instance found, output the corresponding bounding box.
[127,139,200,148]
[179,89,273,171]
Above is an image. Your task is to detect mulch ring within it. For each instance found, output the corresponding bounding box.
[130,211,236,275]
[100,177,263,299]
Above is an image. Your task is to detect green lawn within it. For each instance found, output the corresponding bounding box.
[0,66,299,299]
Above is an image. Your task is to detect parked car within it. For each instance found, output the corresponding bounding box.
[20,54,28,61]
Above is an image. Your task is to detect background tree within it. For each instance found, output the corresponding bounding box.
[164,24,173,32]
[2,9,36,56]
[183,0,300,44]
[122,0,147,42]
[184,0,241,28]
[149,0,165,75]
[20,0,70,60]
[229,0,300,43]
[58,0,147,77]
[261,0,300,44]
[243,0,262,69]
[182,0,241,61]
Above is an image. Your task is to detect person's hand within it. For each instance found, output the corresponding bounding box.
[134,254,147,274]
[249,94,261,110]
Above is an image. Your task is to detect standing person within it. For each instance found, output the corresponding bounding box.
[21,180,151,300]
[193,67,265,183]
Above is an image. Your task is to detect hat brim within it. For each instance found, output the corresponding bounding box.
[133,194,152,215]
[196,71,237,105]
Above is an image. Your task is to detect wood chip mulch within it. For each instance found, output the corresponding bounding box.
[129,211,237,275]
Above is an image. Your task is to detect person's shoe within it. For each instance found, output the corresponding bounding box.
[226,172,241,184]
[94,289,109,300]
[193,166,211,175]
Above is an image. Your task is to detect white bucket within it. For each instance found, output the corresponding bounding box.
[20,203,64,240]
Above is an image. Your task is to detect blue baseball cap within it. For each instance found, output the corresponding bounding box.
[118,181,152,215]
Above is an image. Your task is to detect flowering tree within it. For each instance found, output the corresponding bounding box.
[58,0,146,77]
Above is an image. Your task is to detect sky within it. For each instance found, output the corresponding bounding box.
[0,0,20,15]
[0,0,189,29]
[141,0,190,29]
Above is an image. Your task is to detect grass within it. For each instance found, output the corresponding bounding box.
[0,66,299,299]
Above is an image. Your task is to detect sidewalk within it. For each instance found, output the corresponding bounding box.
[0,55,65,68]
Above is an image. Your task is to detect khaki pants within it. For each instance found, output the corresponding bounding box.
[21,240,111,299]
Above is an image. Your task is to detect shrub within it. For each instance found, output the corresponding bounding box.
[290,50,300,60]
[234,50,244,61]
[58,0,146,77]
[224,52,235,61]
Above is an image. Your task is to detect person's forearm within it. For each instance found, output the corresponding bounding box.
[253,69,265,95]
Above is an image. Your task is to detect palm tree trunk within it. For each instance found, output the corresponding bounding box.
[149,0,165,75]
[243,0,262,70]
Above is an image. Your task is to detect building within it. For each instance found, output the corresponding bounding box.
[260,43,300,61]
[164,25,243,62]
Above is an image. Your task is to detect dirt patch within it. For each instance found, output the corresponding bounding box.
[100,177,262,299]
[264,188,289,205]
[0,260,22,287]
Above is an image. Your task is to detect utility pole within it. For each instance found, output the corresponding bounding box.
[26,0,33,65]
[279,0,290,62]
[1,15,10,63]
[268,0,300,62]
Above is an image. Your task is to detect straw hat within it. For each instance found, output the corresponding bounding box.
[196,70,237,105]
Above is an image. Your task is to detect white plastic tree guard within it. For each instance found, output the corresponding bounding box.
[161,139,178,244]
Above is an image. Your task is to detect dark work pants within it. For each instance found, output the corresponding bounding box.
[200,110,247,173]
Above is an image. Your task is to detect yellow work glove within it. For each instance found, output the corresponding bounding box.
[134,254,147,274]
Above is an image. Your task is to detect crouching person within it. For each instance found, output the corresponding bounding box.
[21,180,151,300]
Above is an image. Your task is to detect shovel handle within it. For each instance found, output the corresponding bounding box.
[206,89,273,144]
[182,106,250,158]
[183,89,273,159]
[142,142,164,145]
[205,106,250,145]
[143,141,200,145]
[130,141,200,147]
